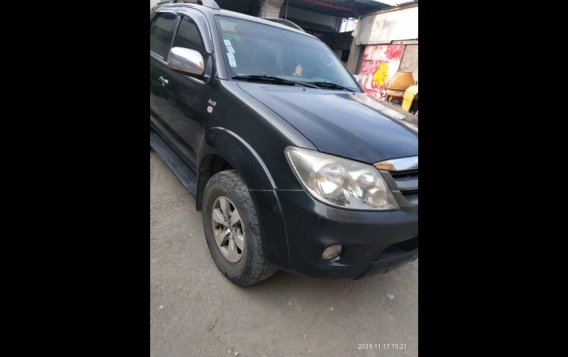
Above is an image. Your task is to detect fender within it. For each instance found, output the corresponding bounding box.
[196,127,290,268]
[198,127,275,192]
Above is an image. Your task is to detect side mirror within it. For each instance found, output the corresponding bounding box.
[167,47,204,76]
[353,74,363,85]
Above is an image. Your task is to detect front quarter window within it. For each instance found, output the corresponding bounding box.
[150,12,178,59]
[216,16,359,91]
[173,16,207,60]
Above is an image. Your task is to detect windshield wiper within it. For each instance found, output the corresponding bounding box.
[232,75,318,88]
[306,81,355,92]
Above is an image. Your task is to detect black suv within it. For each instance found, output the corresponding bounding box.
[150,0,418,286]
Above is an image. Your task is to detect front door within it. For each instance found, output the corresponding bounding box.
[150,11,178,127]
[151,12,212,170]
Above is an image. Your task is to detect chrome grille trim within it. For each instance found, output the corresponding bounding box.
[375,156,418,207]
[374,156,418,171]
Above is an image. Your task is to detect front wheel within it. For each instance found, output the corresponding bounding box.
[202,170,277,286]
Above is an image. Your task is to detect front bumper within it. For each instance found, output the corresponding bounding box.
[274,190,418,279]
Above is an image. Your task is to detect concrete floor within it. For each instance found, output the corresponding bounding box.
[151,150,418,357]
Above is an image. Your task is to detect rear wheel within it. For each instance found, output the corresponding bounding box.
[202,170,278,286]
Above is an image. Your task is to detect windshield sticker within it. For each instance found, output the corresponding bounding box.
[223,39,235,52]
[293,64,303,76]
[227,52,237,67]
[223,39,236,55]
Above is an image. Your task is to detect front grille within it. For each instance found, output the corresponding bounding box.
[391,169,418,195]
[375,168,418,206]
[375,157,418,205]
[390,169,418,180]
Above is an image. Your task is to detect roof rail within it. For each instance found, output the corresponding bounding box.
[261,17,304,32]
[157,0,220,10]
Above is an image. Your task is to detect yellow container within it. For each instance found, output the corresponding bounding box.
[386,89,405,98]
[386,71,416,91]
[402,85,418,112]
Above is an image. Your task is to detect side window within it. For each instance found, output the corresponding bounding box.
[173,17,207,59]
[150,12,178,59]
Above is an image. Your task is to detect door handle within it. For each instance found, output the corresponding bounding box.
[159,76,169,86]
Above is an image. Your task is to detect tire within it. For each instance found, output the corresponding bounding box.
[202,170,278,286]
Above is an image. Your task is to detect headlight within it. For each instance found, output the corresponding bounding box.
[285,147,399,210]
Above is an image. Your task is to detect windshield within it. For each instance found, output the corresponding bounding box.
[216,16,360,91]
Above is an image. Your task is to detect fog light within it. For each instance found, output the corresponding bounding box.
[322,244,342,260]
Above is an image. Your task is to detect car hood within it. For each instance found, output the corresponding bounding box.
[237,82,417,164]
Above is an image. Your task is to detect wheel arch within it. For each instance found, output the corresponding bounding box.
[195,127,290,269]
[195,127,276,211]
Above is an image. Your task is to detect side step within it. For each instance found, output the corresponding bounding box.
[150,129,197,196]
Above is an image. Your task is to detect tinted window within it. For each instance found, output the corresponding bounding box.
[150,13,177,59]
[173,17,207,59]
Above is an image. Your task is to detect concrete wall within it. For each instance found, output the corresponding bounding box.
[357,44,406,101]
[354,5,418,45]
[347,4,418,101]
[398,43,417,81]
[259,0,283,17]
